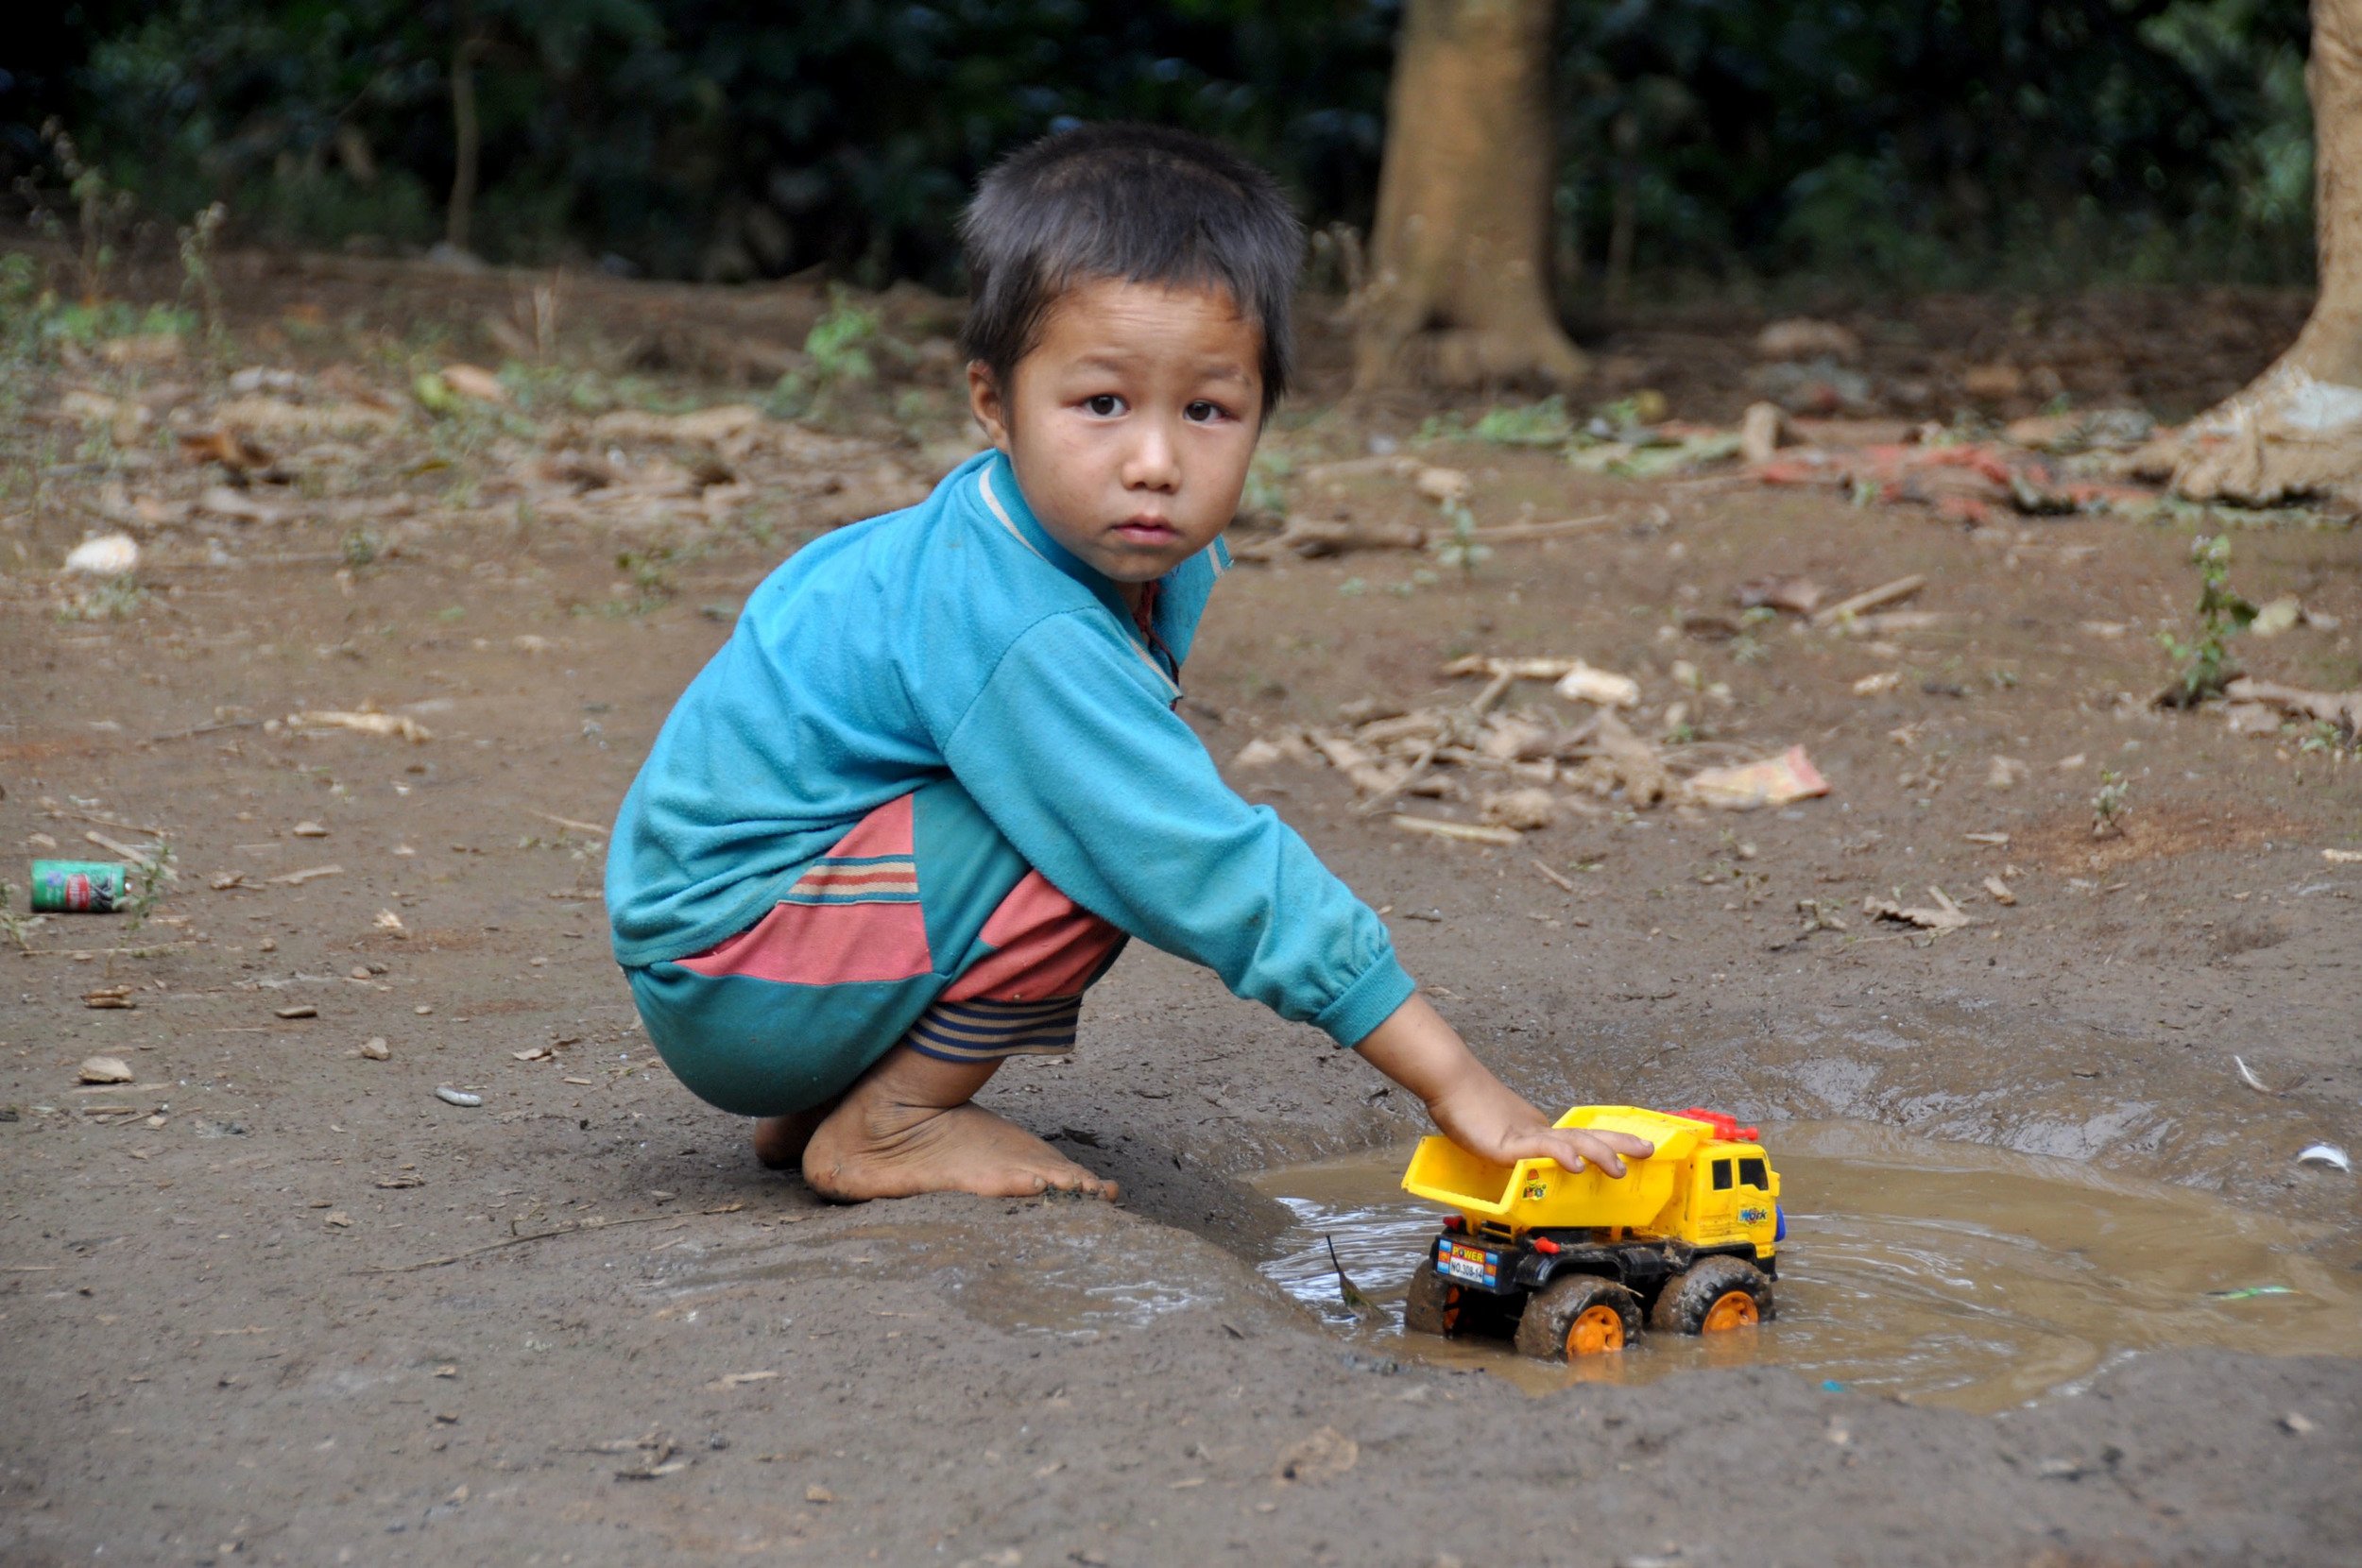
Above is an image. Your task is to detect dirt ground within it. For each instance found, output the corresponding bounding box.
[4,247,2360,1567]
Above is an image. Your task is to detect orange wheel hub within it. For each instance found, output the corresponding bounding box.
[1701,1289,1760,1332]
[1565,1304,1627,1356]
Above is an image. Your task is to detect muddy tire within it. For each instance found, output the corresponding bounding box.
[1650,1255,1774,1336]
[1401,1261,1465,1337]
[1513,1274,1641,1361]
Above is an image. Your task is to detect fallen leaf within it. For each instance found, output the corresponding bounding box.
[1861,887,1971,932]
[1273,1425,1358,1484]
[1552,660,1641,708]
[1686,746,1829,810]
[439,363,509,403]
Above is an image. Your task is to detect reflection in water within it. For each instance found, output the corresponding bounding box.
[1252,1120,2362,1411]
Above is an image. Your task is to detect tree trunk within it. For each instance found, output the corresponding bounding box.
[446,25,484,255]
[1353,0,1586,391]
[2178,0,2362,508]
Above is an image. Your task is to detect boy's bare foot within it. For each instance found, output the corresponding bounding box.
[751,1104,834,1170]
[799,1042,1116,1202]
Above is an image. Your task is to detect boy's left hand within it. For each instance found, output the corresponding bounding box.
[1354,994,1655,1177]
[1428,1074,1654,1178]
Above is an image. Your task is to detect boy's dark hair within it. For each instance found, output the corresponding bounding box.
[958,123,1303,416]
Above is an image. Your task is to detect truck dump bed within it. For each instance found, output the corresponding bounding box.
[1400,1105,1723,1234]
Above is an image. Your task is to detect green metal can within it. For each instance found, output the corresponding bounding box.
[29,860,128,913]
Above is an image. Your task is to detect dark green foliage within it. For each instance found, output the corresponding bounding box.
[8,0,2319,292]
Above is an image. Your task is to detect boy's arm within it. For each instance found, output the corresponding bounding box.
[936,613,1413,1046]
[1355,995,1655,1176]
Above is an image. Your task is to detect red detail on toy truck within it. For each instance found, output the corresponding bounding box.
[1675,1107,1760,1143]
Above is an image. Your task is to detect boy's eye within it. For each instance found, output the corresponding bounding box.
[1084,394,1123,417]
[1185,401,1226,422]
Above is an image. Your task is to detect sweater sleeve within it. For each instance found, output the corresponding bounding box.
[935,612,1413,1047]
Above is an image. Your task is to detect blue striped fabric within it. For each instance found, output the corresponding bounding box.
[907,996,1082,1063]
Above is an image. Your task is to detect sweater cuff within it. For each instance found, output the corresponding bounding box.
[1315,950,1418,1049]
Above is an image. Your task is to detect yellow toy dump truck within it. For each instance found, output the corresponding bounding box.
[1400,1106,1782,1361]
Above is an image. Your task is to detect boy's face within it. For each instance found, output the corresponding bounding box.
[968,277,1262,597]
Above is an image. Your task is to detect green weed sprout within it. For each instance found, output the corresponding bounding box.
[177,202,228,349]
[2157,534,2255,704]
[1430,496,1491,582]
[2091,770,2130,838]
[1471,396,1572,448]
[771,288,881,419]
[0,879,38,952]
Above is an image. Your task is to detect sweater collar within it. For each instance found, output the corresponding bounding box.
[970,449,1183,688]
[973,449,1137,615]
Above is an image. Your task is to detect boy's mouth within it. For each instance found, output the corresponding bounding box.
[1112,515,1180,547]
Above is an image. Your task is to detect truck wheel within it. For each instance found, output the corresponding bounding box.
[1513,1274,1641,1361]
[1650,1255,1774,1336]
[1401,1261,1464,1337]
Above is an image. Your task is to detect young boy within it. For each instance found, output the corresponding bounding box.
[608,123,1650,1202]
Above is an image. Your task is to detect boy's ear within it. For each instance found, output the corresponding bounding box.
[966,361,1011,452]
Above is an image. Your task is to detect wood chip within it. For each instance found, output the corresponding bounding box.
[1391,815,1521,846]
[1811,573,1928,628]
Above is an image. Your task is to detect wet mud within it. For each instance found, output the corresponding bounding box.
[1255,1121,2362,1412]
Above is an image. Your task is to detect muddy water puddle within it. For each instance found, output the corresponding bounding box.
[1252,1120,2362,1411]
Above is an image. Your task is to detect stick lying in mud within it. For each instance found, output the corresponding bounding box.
[363,1205,745,1273]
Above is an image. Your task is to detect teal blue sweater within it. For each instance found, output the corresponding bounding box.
[607,449,1414,1048]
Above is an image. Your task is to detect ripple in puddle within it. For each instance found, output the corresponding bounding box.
[1252,1119,2362,1411]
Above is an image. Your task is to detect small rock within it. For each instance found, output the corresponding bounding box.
[1739,401,1789,463]
[1480,787,1560,831]
[275,1004,318,1020]
[435,1086,483,1108]
[805,1485,835,1505]
[323,1210,351,1228]
[1754,317,1860,362]
[291,821,330,838]
[77,1056,135,1084]
[2283,1411,2316,1435]
[358,1037,390,1061]
[1413,466,1470,503]
[64,534,141,576]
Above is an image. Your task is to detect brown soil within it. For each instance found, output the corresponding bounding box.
[4,249,2359,1567]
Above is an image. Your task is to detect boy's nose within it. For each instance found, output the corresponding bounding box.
[1122,421,1181,491]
